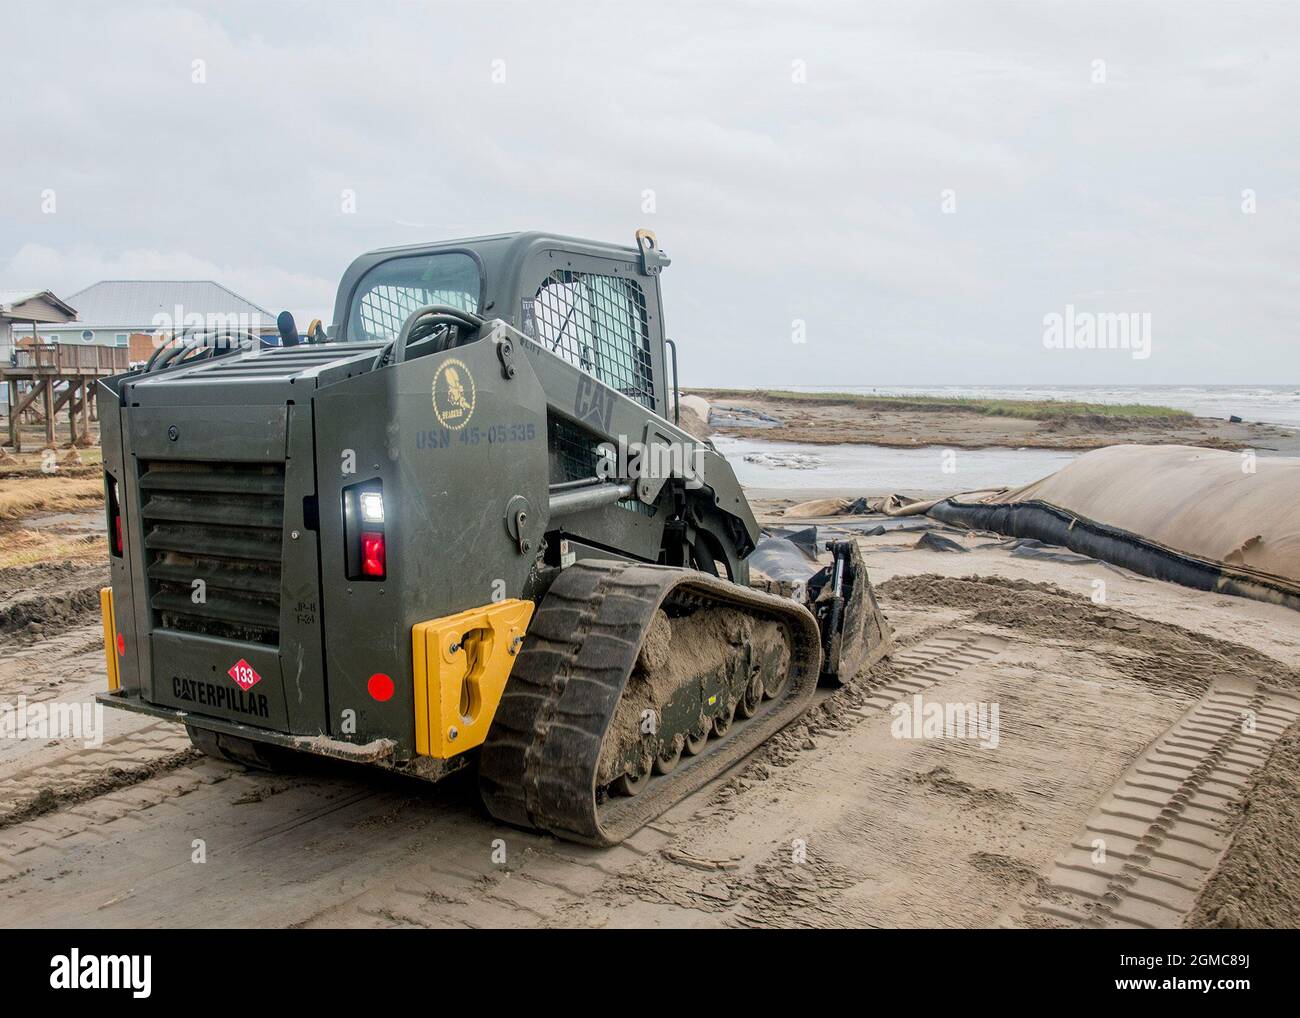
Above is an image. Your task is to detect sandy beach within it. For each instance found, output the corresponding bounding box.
[2,390,1298,929]
[5,480,1296,928]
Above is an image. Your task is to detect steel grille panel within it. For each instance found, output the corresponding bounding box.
[547,416,655,517]
[139,460,286,646]
[533,271,655,409]
[548,415,602,484]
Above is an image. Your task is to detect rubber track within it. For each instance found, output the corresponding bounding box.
[478,560,823,846]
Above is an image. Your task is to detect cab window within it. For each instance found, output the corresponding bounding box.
[350,252,480,341]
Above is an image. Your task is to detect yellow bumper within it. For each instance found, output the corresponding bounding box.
[411,598,534,758]
[100,587,121,692]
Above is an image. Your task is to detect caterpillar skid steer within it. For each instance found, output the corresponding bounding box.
[96,230,891,845]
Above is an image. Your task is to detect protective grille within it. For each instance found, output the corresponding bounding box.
[139,460,285,646]
[547,415,655,517]
[358,286,478,342]
[532,271,655,409]
[548,415,602,484]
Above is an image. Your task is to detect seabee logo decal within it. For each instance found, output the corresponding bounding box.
[432,357,476,430]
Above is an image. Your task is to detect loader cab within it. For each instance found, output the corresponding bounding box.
[331,231,673,417]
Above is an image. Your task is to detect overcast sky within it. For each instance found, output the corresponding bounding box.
[2,1,1296,386]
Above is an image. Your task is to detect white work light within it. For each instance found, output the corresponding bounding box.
[359,490,385,524]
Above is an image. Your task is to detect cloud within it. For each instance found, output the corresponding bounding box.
[0,0,1297,385]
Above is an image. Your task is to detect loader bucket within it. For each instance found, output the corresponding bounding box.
[808,539,893,684]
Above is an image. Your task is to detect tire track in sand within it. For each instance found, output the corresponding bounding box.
[851,631,1010,715]
[0,723,198,833]
[1006,677,1300,928]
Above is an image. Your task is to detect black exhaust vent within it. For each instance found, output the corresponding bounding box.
[139,460,285,646]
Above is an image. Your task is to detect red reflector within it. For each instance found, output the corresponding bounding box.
[361,531,386,577]
[116,632,125,656]
[368,673,395,702]
[113,515,123,554]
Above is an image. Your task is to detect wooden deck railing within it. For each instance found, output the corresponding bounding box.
[5,342,132,374]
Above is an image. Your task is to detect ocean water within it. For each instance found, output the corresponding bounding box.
[775,385,1300,430]
[711,434,1077,496]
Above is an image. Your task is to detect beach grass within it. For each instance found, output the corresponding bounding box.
[0,529,102,569]
[0,476,104,521]
[690,389,1193,421]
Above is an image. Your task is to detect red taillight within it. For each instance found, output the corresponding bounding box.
[361,532,386,578]
[344,481,386,580]
[113,515,123,555]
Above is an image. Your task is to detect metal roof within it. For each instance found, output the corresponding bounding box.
[56,280,271,330]
[0,290,42,308]
[0,289,78,320]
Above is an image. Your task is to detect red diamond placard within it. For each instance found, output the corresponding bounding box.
[228,659,262,691]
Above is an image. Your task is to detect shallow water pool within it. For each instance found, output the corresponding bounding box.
[710,435,1079,495]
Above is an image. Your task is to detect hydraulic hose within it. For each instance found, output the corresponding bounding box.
[378,304,485,369]
[144,329,259,372]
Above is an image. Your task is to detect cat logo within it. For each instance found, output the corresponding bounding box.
[431,358,477,430]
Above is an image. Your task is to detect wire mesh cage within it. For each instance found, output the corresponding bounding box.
[532,271,655,409]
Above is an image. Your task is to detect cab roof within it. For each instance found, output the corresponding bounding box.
[330,231,655,340]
